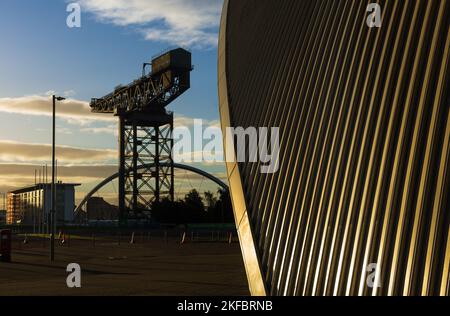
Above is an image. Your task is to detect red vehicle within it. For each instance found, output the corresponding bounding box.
[0,229,11,262]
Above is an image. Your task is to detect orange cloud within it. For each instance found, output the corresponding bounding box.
[0,95,114,125]
[0,140,116,164]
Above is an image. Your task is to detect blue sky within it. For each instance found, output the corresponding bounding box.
[0,0,225,199]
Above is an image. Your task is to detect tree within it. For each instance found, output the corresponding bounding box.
[216,188,234,223]
[184,189,204,211]
[150,188,234,224]
[204,191,217,210]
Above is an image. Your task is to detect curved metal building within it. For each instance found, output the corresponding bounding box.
[218,0,450,296]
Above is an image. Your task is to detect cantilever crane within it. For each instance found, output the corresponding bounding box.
[90,48,193,223]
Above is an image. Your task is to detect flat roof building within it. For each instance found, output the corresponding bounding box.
[0,210,6,226]
[0,193,5,225]
[6,182,80,228]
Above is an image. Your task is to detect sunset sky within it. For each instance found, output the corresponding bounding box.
[0,0,225,203]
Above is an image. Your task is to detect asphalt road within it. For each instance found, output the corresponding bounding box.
[0,235,249,296]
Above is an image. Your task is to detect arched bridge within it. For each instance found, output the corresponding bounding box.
[75,163,228,213]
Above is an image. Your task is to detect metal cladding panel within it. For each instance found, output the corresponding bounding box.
[219,0,450,296]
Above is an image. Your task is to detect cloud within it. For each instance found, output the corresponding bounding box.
[0,91,219,127]
[0,163,117,195]
[0,164,116,180]
[0,95,220,128]
[63,90,77,98]
[0,163,225,185]
[80,124,118,135]
[78,0,222,48]
[0,163,227,204]
[0,95,114,125]
[174,115,219,128]
[0,140,116,164]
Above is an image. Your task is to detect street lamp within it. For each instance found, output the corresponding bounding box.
[51,95,66,262]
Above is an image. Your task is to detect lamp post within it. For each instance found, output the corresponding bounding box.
[51,95,66,262]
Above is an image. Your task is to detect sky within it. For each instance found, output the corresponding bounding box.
[0,0,225,203]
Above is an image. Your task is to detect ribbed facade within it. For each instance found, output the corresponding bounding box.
[218,0,450,296]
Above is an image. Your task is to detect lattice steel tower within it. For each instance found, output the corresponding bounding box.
[90,48,192,222]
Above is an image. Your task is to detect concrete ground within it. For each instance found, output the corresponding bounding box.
[0,234,249,296]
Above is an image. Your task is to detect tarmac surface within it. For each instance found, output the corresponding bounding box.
[0,233,249,296]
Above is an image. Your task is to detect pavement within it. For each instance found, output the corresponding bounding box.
[0,234,249,296]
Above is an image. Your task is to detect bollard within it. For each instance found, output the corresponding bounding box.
[92,234,96,248]
[60,234,66,246]
[180,232,186,245]
[130,232,135,244]
[228,232,233,244]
